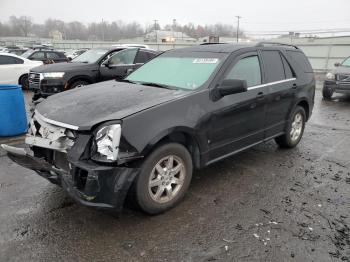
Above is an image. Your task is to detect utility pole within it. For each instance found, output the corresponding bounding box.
[235,16,241,42]
[102,19,105,41]
[172,19,176,39]
[154,19,158,43]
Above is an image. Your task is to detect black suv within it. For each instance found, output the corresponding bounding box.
[29,47,158,99]
[21,49,68,64]
[323,56,350,99]
[2,43,315,214]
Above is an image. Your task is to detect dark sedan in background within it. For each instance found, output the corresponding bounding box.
[29,47,159,100]
[21,49,69,64]
[323,56,350,99]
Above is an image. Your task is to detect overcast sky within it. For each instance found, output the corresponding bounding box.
[1,0,350,33]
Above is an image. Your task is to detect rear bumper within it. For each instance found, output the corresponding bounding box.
[2,144,139,211]
[324,80,350,94]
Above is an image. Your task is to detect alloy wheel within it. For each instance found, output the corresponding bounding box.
[148,155,186,204]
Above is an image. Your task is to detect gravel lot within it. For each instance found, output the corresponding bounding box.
[0,84,349,262]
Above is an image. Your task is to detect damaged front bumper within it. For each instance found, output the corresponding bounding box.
[2,144,139,212]
[324,80,350,94]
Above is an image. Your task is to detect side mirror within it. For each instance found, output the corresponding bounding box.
[217,79,247,97]
[104,59,112,68]
[334,62,341,67]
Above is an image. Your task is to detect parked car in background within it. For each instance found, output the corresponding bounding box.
[21,49,69,64]
[29,47,159,99]
[65,49,88,60]
[0,53,42,88]
[112,44,150,49]
[8,48,28,56]
[32,44,54,50]
[0,45,21,53]
[2,43,315,214]
[323,56,350,99]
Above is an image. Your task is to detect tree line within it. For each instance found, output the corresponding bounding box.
[0,16,243,41]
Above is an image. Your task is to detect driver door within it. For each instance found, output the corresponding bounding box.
[99,48,138,81]
[208,52,268,162]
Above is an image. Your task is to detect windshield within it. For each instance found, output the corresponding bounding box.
[341,57,350,67]
[72,49,108,63]
[126,53,224,90]
[21,49,35,58]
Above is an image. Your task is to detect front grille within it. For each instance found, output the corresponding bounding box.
[41,86,60,94]
[336,74,350,82]
[29,72,41,89]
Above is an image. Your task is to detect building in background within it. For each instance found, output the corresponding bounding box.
[144,30,196,43]
[49,30,63,40]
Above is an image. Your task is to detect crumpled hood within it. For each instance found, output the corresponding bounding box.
[36,80,188,130]
[31,62,92,73]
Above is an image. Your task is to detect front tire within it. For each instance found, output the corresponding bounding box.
[322,85,334,100]
[275,106,306,148]
[19,74,29,90]
[69,80,89,89]
[134,143,193,215]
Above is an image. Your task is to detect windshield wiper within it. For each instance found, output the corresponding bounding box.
[138,81,176,90]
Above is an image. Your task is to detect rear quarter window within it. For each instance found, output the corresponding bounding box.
[286,50,313,73]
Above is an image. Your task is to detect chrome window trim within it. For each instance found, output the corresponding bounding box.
[247,78,296,90]
[35,110,79,130]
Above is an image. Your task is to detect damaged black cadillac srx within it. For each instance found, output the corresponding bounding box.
[2,43,315,214]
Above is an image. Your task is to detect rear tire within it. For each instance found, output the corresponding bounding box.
[19,74,29,90]
[275,106,306,148]
[69,80,89,89]
[322,85,334,100]
[134,143,193,215]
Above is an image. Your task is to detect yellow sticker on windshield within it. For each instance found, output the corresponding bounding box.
[193,58,219,64]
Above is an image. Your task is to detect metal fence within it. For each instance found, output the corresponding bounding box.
[295,44,350,73]
[1,37,349,72]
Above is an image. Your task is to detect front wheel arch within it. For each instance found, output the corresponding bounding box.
[140,129,202,170]
[67,76,93,89]
[296,99,310,121]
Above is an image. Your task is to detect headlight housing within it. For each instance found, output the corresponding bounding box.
[92,124,121,162]
[42,72,65,78]
[326,72,335,80]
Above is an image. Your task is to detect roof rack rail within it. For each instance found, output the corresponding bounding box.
[255,42,299,49]
[200,42,225,45]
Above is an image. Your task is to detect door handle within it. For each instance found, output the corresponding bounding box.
[256,92,265,100]
[292,83,297,89]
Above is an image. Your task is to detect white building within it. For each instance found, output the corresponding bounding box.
[144,30,196,43]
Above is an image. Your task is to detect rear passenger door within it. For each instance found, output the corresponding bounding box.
[29,51,46,63]
[0,55,24,84]
[260,50,297,138]
[46,52,65,63]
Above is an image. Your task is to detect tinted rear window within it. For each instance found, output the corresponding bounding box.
[286,51,313,73]
[261,50,285,82]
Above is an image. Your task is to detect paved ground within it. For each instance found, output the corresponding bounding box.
[1,85,350,262]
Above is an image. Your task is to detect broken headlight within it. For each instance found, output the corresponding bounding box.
[92,124,121,162]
